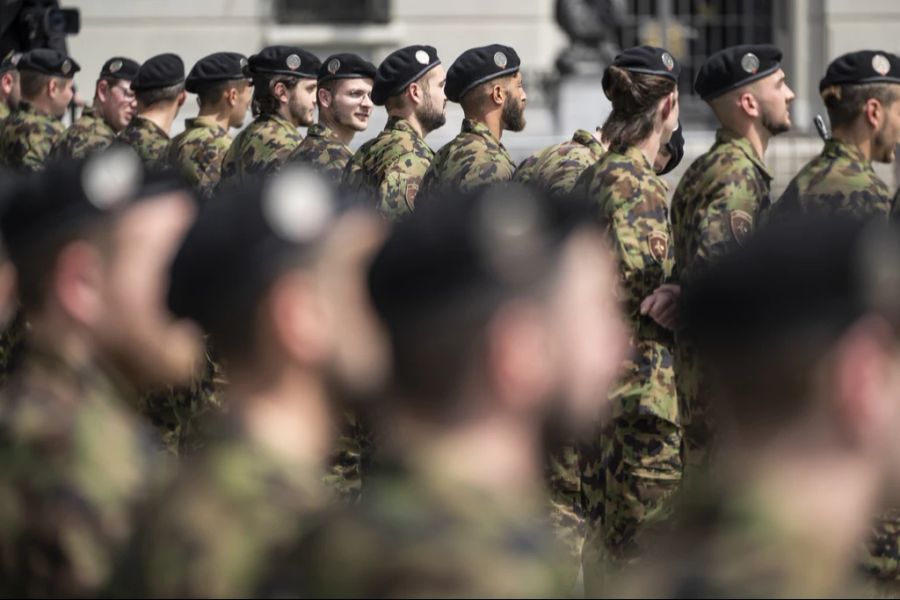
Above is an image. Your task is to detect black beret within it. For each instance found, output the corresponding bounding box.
[131,53,185,92]
[248,46,319,79]
[371,45,441,106]
[658,122,684,176]
[602,45,680,97]
[445,44,521,103]
[167,168,337,334]
[819,50,900,91]
[17,48,80,78]
[695,44,783,101]
[185,52,250,93]
[100,56,140,81]
[318,52,377,84]
[0,50,23,75]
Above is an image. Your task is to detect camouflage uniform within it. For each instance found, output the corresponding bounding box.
[167,116,231,200]
[324,407,373,504]
[49,106,116,160]
[0,101,9,121]
[218,113,301,190]
[288,122,353,184]
[0,313,26,386]
[571,144,681,588]
[117,115,170,170]
[669,128,771,481]
[514,128,606,197]
[341,115,433,221]
[0,101,64,171]
[0,347,160,597]
[419,118,515,198]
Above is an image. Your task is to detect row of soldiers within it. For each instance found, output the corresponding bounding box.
[0,35,899,598]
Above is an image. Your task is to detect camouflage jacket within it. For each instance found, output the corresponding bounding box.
[49,106,116,161]
[0,101,65,172]
[117,115,170,170]
[341,115,434,221]
[219,112,302,190]
[764,138,892,223]
[0,101,9,121]
[0,348,160,598]
[420,118,515,198]
[167,116,232,200]
[289,122,353,184]
[514,128,606,197]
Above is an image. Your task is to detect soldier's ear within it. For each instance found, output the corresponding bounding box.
[407,81,422,106]
[96,79,110,103]
[317,86,332,109]
[491,83,505,107]
[864,97,883,130]
[738,91,760,119]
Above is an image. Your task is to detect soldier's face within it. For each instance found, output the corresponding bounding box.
[288,78,318,128]
[872,96,900,163]
[231,81,253,128]
[328,78,374,133]
[49,77,75,117]
[501,72,527,132]
[100,80,137,132]
[756,69,794,135]
[416,65,447,134]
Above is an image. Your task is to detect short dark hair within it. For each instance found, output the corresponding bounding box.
[196,78,248,109]
[19,70,53,99]
[822,82,900,130]
[601,66,676,147]
[135,81,185,107]
[252,75,298,116]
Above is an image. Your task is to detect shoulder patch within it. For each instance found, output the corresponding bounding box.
[405,181,419,210]
[730,209,753,245]
[648,230,669,265]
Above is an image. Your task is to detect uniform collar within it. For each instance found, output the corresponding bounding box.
[384,115,426,142]
[572,128,607,155]
[132,115,169,138]
[185,115,227,134]
[715,128,773,180]
[823,138,870,166]
[461,118,505,147]
[260,112,299,134]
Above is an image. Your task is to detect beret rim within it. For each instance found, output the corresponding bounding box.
[449,65,520,103]
[819,75,900,92]
[697,61,781,101]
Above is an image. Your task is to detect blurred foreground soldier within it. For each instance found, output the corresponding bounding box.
[168,52,252,199]
[290,53,376,183]
[341,45,445,220]
[118,53,186,170]
[50,57,140,160]
[0,148,203,597]
[0,51,22,120]
[766,50,900,222]
[419,44,525,197]
[670,44,795,481]
[570,46,682,588]
[621,218,900,597]
[118,169,389,597]
[290,185,628,597]
[0,49,79,171]
[218,46,319,188]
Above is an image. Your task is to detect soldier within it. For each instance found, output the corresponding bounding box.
[167,52,252,200]
[289,53,376,183]
[419,44,525,197]
[341,45,446,220]
[50,56,140,160]
[218,46,319,188]
[118,53,186,170]
[569,46,682,589]
[0,148,203,597]
[0,48,79,172]
[0,51,22,121]
[669,44,794,483]
[765,50,900,222]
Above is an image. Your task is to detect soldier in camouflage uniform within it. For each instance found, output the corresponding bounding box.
[289,52,376,183]
[514,127,607,195]
[0,50,22,121]
[218,46,319,189]
[50,57,140,161]
[167,52,252,200]
[419,44,525,198]
[341,45,446,220]
[670,45,794,486]
[765,50,900,223]
[0,49,78,172]
[118,53,186,170]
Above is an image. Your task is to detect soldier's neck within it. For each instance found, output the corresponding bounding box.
[319,111,354,146]
[137,102,179,136]
[830,126,874,162]
[466,110,503,140]
[635,133,663,169]
[196,105,232,132]
[27,311,97,382]
[390,109,427,139]
[23,94,55,116]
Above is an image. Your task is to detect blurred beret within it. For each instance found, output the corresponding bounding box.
[819,50,900,91]
[695,44,783,101]
[371,45,441,106]
[318,52,377,84]
[446,44,521,103]
[131,53,185,92]
[100,56,140,81]
[17,48,80,78]
[658,122,685,176]
[602,45,680,97]
[186,52,250,93]
[0,50,23,75]
[248,46,319,79]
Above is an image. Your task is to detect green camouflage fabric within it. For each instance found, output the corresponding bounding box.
[49,106,116,161]
[341,115,433,221]
[669,128,772,482]
[166,116,231,200]
[117,115,170,170]
[0,347,161,597]
[219,113,302,190]
[0,101,9,121]
[513,149,541,186]
[864,508,900,596]
[514,128,606,197]
[288,122,353,184]
[419,118,515,198]
[324,407,373,504]
[0,312,26,386]
[571,144,681,588]
[0,101,65,172]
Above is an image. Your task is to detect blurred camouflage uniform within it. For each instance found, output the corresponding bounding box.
[167,116,231,200]
[341,115,433,221]
[669,128,771,481]
[324,407,373,504]
[0,347,160,597]
[514,128,606,197]
[49,106,116,160]
[289,122,352,184]
[0,101,64,171]
[0,313,25,386]
[218,113,301,189]
[419,118,515,197]
[0,101,9,121]
[118,115,170,170]
[571,144,681,588]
